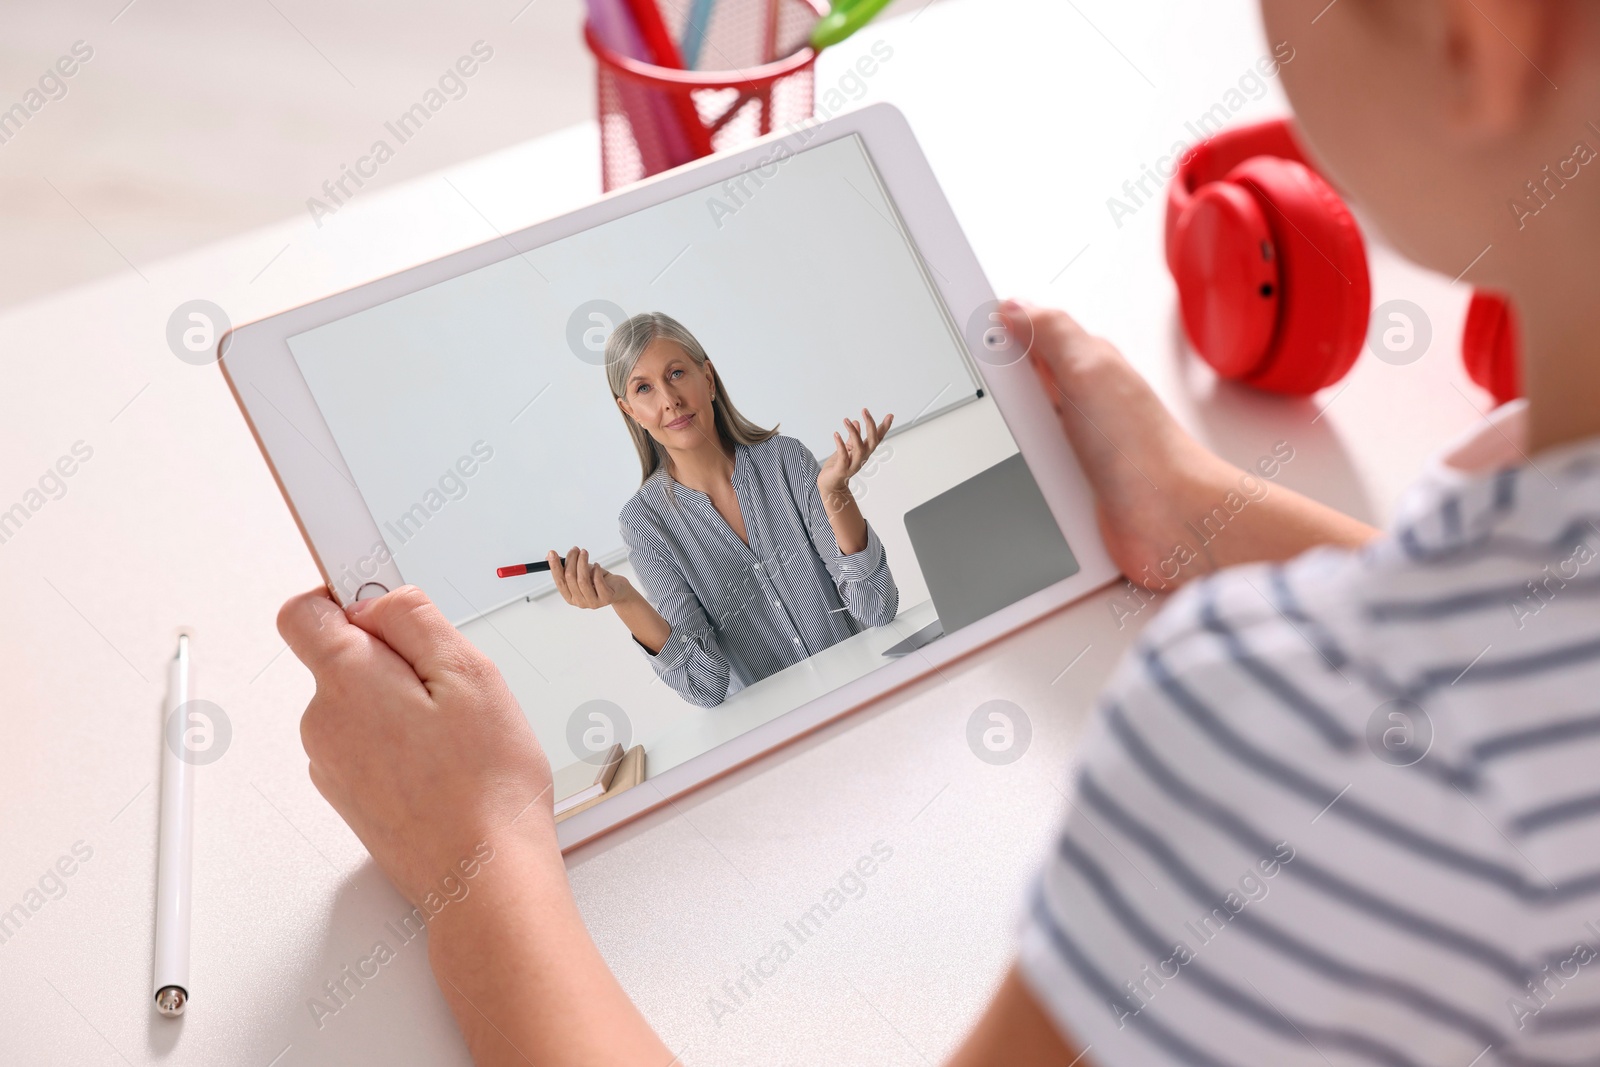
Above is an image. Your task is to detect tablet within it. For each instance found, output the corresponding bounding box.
[220,102,1117,850]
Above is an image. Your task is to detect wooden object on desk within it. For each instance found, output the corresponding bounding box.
[556,745,646,822]
[552,743,625,816]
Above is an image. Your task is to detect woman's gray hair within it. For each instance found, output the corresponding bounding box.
[605,311,778,493]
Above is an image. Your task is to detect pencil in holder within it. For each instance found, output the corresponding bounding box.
[584,0,825,192]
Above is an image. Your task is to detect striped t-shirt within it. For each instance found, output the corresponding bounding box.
[618,433,899,708]
[1020,398,1600,1066]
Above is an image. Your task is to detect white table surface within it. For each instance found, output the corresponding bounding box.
[0,0,1496,1063]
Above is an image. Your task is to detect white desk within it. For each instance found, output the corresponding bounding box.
[0,0,1493,1063]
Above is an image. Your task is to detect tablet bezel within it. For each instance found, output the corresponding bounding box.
[219,101,1120,851]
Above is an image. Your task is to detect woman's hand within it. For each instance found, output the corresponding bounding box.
[550,547,673,655]
[999,298,1377,589]
[818,407,894,500]
[549,547,636,609]
[276,585,557,910]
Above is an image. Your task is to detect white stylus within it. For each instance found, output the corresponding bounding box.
[153,633,193,1017]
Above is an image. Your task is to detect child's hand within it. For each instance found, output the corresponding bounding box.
[999,298,1377,589]
[277,586,556,908]
[999,299,1240,588]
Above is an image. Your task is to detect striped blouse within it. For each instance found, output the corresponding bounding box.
[617,433,899,708]
[1020,398,1600,1067]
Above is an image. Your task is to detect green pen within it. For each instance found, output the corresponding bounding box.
[808,0,895,51]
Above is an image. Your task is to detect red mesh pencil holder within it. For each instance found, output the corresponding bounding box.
[585,0,825,192]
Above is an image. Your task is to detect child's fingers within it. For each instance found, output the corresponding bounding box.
[1012,301,1090,379]
[343,585,470,690]
[278,587,365,678]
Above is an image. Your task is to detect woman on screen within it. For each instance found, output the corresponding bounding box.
[544,311,899,708]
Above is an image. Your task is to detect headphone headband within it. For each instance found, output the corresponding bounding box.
[1164,116,1524,404]
[1166,119,1316,269]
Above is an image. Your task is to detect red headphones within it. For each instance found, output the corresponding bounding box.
[1164,118,1522,405]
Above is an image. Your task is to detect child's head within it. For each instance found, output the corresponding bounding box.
[1260,0,1600,296]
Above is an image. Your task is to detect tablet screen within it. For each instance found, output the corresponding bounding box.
[283,132,1077,804]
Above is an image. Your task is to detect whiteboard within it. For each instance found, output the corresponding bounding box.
[285,134,983,625]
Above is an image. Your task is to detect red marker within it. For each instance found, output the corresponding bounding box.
[618,0,715,159]
[496,560,554,578]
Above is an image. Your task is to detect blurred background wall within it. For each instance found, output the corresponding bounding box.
[0,0,938,311]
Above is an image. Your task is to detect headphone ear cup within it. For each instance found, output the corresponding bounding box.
[1170,182,1282,380]
[1222,156,1371,395]
[1463,290,1523,406]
